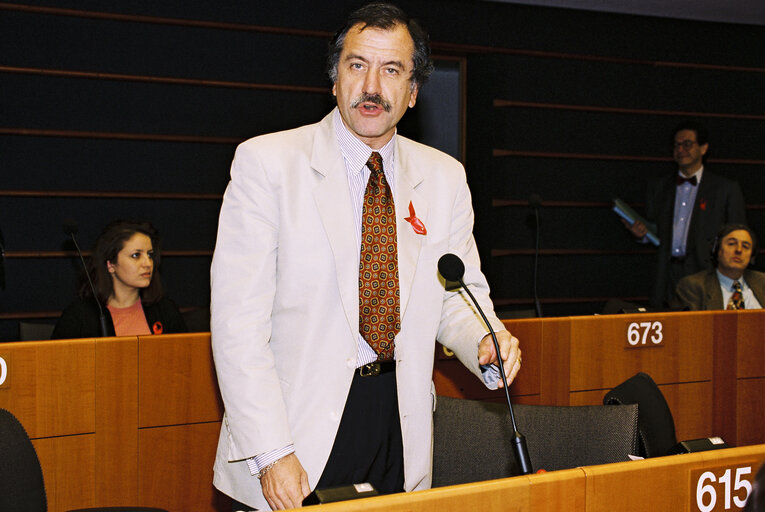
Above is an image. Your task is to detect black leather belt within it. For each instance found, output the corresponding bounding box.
[357,361,396,377]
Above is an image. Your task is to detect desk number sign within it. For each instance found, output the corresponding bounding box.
[693,464,755,512]
[0,354,8,388]
[626,321,663,347]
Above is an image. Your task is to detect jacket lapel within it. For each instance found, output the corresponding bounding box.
[395,142,428,319]
[311,113,360,339]
[704,270,724,310]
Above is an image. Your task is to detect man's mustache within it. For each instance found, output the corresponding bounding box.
[351,93,392,112]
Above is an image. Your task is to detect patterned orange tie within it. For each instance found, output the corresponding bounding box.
[727,281,745,310]
[359,152,400,361]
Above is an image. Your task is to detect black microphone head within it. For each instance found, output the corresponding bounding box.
[63,219,79,236]
[438,253,465,281]
[528,194,542,209]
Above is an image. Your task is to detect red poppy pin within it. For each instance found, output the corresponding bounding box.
[404,201,427,235]
[699,199,707,211]
[152,321,164,334]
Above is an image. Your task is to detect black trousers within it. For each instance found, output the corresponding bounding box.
[315,369,404,495]
[232,370,404,511]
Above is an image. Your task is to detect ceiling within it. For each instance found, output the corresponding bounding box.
[487,0,765,26]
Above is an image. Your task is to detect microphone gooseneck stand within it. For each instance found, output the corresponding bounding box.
[64,221,109,337]
[438,253,533,475]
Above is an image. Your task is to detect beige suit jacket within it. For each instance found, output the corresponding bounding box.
[210,110,503,509]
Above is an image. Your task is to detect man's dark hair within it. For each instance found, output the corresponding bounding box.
[672,120,710,146]
[710,223,758,267]
[327,2,434,89]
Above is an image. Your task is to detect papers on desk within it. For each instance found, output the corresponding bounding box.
[613,198,660,246]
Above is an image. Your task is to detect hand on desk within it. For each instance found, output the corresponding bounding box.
[260,453,310,510]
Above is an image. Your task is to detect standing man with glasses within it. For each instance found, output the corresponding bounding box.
[210,3,521,510]
[623,121,746,308]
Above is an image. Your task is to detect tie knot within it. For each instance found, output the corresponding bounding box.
[733,281,742,292]
[366,152,383,174]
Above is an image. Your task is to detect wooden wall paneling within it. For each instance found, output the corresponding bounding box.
[567,389,606,406]
[433,345,500,400]
[538,317,571,405]
[736,378,765,447]
[95,336,139,506]
[658,381,714,442]
[568,381,713,442]
[138,422,226,512]
[0,339,95,438]
[138,332,223,428]
[33,434,97,512]
[504,318,542,398]
[568,312,714,391]
[712,312,739,447]
[736,310,765,379]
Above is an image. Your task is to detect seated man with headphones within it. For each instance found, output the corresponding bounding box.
[670,224,765,310]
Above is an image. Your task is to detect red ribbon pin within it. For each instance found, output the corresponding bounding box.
[699,199,707,211]
[404,201,427,235]
[152,321,164,334]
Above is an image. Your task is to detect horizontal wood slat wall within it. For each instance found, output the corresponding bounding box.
[2,1,764,335]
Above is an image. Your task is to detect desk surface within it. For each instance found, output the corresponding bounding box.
[305,444,765,512]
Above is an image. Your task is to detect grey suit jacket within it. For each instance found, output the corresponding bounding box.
[670,268,765,310]
[645,170,746,307]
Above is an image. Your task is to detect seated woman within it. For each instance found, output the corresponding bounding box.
[52,219,187,338]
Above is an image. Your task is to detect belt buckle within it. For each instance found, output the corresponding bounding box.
[359,362,380,377]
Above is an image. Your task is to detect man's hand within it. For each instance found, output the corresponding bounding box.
[260,453,310,510]
[622,218,647,238]
[478,330,521,388]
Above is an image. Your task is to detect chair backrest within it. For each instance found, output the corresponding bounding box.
[0,408,47,512]
[18,321,56,341]
[603,372,677,458]
[432,396,639,487]
[181,307,210,333]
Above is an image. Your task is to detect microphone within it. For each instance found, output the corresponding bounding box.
[528,194,543,318]
[437,253,533,475]
[64,220,108,337]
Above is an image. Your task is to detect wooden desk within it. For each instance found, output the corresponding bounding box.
[434,310,765,446]
[0,334,225,512]
[2,311,763,511]
[304,444,765,512]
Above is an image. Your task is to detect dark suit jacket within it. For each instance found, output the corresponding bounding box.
[645,170,746,307]
[51,296,187,339]
[670,268,765,310]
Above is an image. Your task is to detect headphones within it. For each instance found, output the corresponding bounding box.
[710,224,757,267]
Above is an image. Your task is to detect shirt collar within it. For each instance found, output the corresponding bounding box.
[717,269,747,291]
[333,108,396,176]
[678,166,703,184]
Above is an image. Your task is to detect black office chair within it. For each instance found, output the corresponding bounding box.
[0,408,47,511]
[603,372,677,458]
[0,408,168,512]
[432,396,639,487]
[18,321,56,341]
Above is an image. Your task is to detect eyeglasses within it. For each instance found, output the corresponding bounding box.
[673,140,698,150]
